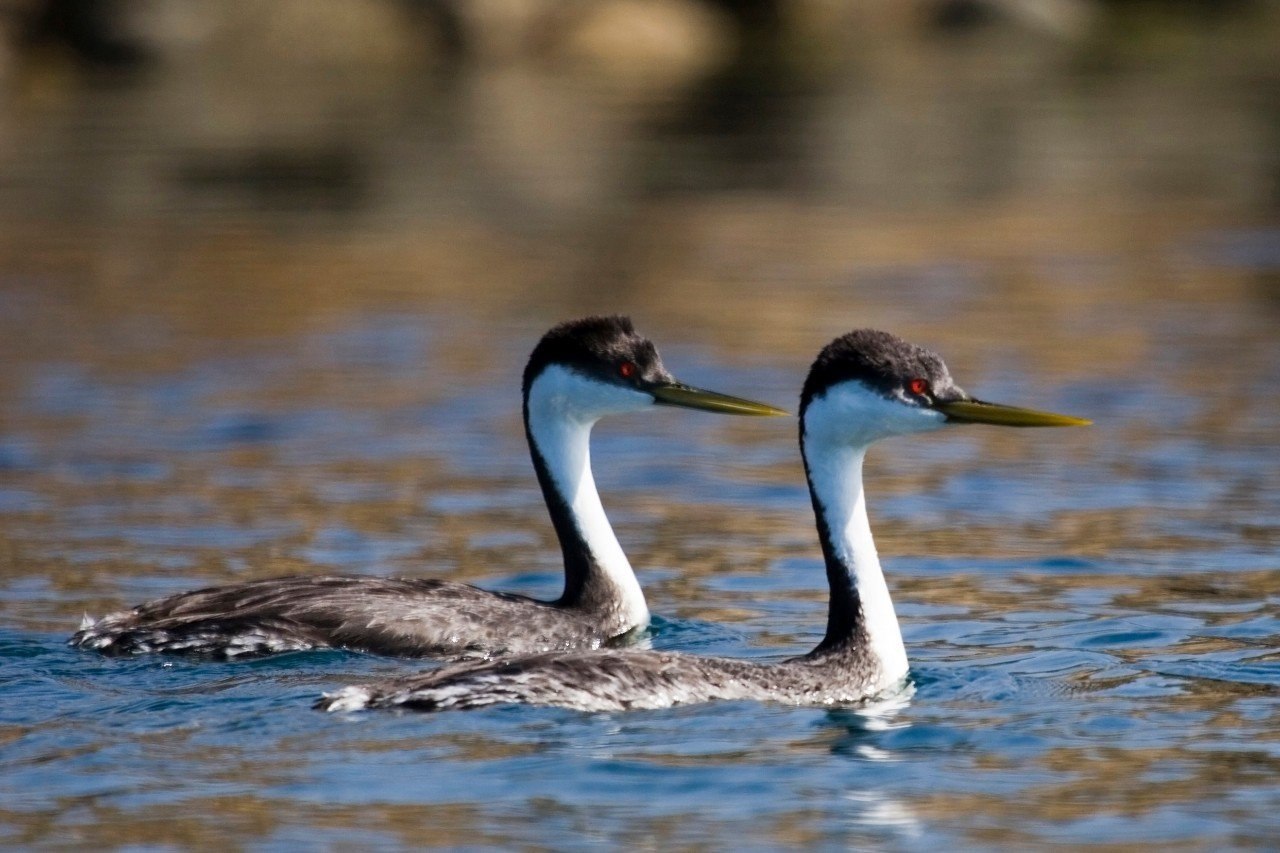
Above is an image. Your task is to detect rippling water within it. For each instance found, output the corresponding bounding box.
[2,7,1280,847]
[2,285,1277,847]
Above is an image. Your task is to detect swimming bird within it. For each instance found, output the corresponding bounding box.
[71,316,786,659]
[319,329,1089,713]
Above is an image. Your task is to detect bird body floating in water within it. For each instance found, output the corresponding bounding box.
[70,316,786,660]
[319,329,1089,713]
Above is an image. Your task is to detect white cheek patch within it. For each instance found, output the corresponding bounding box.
[526,365,655,424]
[803,381,947,449]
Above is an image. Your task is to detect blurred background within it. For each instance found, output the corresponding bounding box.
[1,0,1277,355]
[1,1,1279,848]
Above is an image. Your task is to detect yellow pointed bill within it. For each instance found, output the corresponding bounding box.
[936,399,1091,427]
[650,383,789,417]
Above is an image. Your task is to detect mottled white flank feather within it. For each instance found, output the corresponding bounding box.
[323,686,373,712]
[802,382,948,689]
[524,364,653,629]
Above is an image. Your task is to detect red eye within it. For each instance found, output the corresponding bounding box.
[619,362,636,379]
[908,378,928,396]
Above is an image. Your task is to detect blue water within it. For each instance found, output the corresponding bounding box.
[4,575,1278,847]
[2,287,1278,847]
[3,20,1280,843]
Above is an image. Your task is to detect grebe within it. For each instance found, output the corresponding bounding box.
[319,329,1088,712]
[71,316,786,659]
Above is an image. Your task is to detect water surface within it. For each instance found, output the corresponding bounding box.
[1,8,1279,848]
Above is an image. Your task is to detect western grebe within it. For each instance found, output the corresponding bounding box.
[319,329,1089,713]
[71,316,786,659]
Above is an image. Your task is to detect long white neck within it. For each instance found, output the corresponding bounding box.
[524,368,649,628]
[803,437,909,686]
[799,382,948,683]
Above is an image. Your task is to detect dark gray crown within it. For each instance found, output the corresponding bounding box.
[800,329,959,414]
[523,316,672,396]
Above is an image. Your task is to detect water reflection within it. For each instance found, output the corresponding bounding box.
[818,692,916,757]
[842,789,923,842]
[2,1,1279,849]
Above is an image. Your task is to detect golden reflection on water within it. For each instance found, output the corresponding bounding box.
[1,3,1278,848]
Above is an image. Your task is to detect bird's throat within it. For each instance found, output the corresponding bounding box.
[803,440,908,685]
[524,382,649,631]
